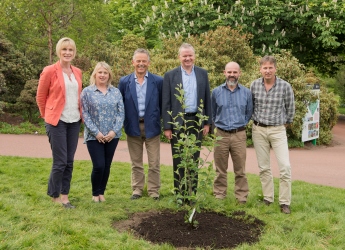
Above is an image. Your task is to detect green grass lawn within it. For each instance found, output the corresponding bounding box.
[0,156,345,249]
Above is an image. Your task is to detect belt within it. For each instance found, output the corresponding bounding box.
[184,112,197,117]
[253,120,272,127]
[139,117,144,123]
[217,127,245,133]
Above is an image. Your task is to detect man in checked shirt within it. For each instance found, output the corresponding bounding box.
[250,55,295,214]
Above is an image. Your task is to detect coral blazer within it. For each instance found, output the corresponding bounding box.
[36,61,83,126]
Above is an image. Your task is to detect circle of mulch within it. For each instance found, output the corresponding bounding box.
[113,210,265,249]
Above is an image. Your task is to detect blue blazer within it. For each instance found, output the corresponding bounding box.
[118,72,163,139]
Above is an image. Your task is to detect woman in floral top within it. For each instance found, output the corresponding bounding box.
[81,62,124,202]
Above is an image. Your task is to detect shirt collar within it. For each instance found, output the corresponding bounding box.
[91,84,111,92]
[181,66,195,75]
[261,77,277,87]
[222,82,240,90]
[134,71,148,80]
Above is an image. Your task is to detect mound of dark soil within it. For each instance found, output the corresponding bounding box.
[113,210,265,249]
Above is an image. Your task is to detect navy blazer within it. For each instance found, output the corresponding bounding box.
[118,72,163,139]
[162,66,212,130]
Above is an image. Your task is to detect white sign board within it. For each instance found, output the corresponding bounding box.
[302,100,320,142]
[301,84,320,142]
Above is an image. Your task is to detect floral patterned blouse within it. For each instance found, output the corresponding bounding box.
[81,85,125,142]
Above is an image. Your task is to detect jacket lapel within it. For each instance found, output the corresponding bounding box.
[194,67,202,106]
[129,73,139,112]
[174,67,183,90]
[55,61,65,97]
[71,66,82,93]
[145,73,154,109]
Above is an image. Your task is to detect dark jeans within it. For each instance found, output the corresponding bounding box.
[171,115,202,195]
[86,139,119,196]
[45,120,81,198]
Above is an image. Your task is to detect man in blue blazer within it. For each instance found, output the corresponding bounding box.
[162,43,212,201]
[118,48,163,200]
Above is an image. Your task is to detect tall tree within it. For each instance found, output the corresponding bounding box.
[0,0,114,72]
[143,0,345,75]
[109,0,160,48]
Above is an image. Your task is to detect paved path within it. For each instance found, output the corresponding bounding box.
[1,118,344,188]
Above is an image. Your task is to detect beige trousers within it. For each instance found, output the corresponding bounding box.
[213,129,249,202]
[252,124,291,205]
[127,123,160,198]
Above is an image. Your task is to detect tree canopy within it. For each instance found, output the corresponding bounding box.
[0,0,341,145]
[144,0,345,75]
[0,0,344,75]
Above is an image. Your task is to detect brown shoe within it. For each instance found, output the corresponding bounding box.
[263,199,272,206]
[130,194,142,200]
[280,204,291,214]
[237,200,246,205]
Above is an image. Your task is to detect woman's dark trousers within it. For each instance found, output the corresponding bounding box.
[45,120,81,198]
[86,139,119,196]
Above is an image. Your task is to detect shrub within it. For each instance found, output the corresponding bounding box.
[0,32,35,104]
[15,79,39,122]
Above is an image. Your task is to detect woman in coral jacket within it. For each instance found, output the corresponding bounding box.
[36,37,82,209]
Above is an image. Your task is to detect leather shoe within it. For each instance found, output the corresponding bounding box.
[263,199,272,206]
[62,202,75,209]
[280,204,291,214]
[130,194,142,200]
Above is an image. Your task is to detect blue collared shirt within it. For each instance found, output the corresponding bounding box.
[135,72,148,117]
[81,84,125,142]
[212,83,253,130]
[181,66,197,113]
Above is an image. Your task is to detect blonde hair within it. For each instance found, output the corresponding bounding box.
[89,62,113,86]
[56,37,77,59]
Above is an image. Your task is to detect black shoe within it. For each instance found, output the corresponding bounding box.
[280,204,291,214]
[263,199,272,206]
[152,196,159,201]
[130,194,142,200]
[62,202,75,209]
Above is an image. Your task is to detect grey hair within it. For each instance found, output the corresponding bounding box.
[133,48,150,62]
[178,43,195,55]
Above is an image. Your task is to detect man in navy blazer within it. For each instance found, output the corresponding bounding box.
[118,48,163,200]
[162,43,212,201]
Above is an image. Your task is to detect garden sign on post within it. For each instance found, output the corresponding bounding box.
[302,84,320,145]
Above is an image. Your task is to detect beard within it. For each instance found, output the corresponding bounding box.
[226,77,238,86]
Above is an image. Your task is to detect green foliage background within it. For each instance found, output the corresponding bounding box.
[0,0,341,145]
